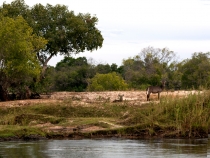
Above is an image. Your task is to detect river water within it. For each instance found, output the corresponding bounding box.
[0,138,209,158]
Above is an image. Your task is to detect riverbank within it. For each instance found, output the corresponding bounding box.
[0,90,209,141]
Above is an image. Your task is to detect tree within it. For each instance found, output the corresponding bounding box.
[87,72,128,91]
[122,57,146,86]
[0,0,104,77]
[95,64,112,74]
[54,57,90,91]
[180,52,210,89]
[140,46,175,80]
[0,15,47,100]
[56,56,88,68]
[122,46,176,89]
[167,62,182,90]
[35,66,56,93]
[0,0,29,18]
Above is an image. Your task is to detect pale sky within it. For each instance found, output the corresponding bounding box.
[3,0,210,66]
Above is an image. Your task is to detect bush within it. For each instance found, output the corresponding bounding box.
[87,72,128,91]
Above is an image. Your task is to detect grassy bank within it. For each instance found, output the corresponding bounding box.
[0,91,210,140]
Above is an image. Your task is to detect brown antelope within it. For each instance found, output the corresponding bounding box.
[146,81,166,101]
[113,94,124,102]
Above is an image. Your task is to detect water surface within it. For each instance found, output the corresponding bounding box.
[0,138,208,158]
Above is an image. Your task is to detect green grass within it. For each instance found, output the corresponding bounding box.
[0,125,46,138]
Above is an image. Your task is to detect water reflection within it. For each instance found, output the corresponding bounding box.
[0,139,208,158]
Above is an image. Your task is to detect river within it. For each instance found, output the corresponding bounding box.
[0,138,209,158]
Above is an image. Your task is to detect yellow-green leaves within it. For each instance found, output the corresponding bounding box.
[87,72,128,91]
[0,16,47,83]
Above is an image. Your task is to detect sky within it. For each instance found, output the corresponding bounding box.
[3,0,210,66]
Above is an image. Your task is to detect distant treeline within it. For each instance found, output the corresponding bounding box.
[43,48,210,92]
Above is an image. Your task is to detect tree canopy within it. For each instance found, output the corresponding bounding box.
[180,52,210,89]
[122,46,176,89]
[0,0,103,99]
[0,0,104,76]
[54,57,89,92]
[0,15,47,100]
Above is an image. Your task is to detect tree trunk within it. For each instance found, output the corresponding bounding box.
[37,52,54,79]
[0,85,8,101]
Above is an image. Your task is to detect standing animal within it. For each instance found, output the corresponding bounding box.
[146,81,166,101]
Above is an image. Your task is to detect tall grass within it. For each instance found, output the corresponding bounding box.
[126,91,210,137]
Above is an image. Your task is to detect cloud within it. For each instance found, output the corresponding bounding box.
[102,29,124,38]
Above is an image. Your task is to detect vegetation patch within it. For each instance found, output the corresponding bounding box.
[0,125,46,140]
[0,91,209,140]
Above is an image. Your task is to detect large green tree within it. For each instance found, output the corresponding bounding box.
[0,15,47,100]
[0,0,104,77]
[180,52,210,89]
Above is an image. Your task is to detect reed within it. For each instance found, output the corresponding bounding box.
[125,90,210,137]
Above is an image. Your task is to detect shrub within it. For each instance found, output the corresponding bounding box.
[87,72,128,91]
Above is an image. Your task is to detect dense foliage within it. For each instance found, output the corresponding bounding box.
[87,72,128,91]
[30,48,210,91]
[0,0,103,77]
[180,52,210,89]
[54,57,90,92]
[0,0,103,99]
[0,15,46,100]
